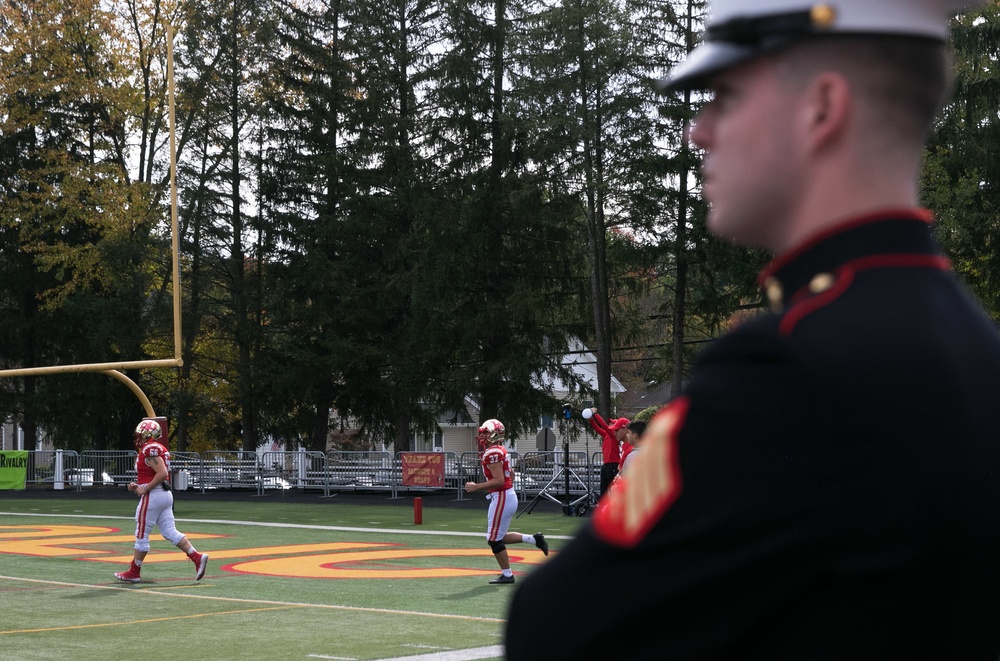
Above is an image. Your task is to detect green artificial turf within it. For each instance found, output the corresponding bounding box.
[0,494,588,661]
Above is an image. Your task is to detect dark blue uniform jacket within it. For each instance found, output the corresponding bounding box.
[505,211,1000,660]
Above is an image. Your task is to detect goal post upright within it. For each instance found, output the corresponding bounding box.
[168,21,182,365]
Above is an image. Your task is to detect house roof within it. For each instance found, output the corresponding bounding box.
[533,337,626,397]
[617,380,675,418]
[437,402,476,426]
[458,339,626,421]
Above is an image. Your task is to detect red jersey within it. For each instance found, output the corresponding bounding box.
[589,412,622,464]
[136,442,170,485]
[618,441,635,471]
[481,444,513,492]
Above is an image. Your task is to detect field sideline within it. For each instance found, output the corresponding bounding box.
[0,493,588,661]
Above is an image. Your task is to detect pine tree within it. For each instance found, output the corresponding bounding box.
[924,3,1000,318]
[0,0,157,450]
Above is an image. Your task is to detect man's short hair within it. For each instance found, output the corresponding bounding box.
[780,35,952,144]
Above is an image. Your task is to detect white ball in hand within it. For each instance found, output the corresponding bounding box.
[581,408,593,420]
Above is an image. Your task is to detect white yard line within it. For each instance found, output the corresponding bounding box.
[0,510,572,539]
[0,575,505,623]
[373,645,503,661]
[306,646,504,661]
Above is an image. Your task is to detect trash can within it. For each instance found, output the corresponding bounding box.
[171,469,189,491]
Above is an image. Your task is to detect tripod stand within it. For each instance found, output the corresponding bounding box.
[514,437,593,518]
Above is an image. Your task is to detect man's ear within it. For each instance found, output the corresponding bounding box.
[802,71,852,152]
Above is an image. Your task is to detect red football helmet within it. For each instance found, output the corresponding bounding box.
[133,419,162,450]
[477,419,505,447]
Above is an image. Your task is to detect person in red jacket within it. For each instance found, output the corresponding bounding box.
[585,408,629,498]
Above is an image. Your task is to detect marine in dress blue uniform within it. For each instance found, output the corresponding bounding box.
[504,2,1000,659]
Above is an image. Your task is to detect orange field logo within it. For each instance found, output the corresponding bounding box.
[0,524,547,579]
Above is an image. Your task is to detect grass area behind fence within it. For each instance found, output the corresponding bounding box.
[0,494,589,661]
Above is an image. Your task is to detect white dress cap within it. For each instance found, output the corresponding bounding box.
[658,0,984,92]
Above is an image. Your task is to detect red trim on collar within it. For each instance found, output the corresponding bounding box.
[779,253,951,336]
[758,208,935,286]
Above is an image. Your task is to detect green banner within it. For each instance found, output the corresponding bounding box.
[0,451,28,490]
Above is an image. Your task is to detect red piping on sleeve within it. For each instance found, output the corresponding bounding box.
[779,253,951,336]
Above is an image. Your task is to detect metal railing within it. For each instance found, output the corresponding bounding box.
[10,448,602,499]
[78,451,137,487]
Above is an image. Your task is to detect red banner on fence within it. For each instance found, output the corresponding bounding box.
[400,453,445,487]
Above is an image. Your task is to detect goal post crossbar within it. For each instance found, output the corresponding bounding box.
[0,359,182,378]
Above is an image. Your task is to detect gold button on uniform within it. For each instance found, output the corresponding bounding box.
[764,277,784,313]
[809,273,835,294]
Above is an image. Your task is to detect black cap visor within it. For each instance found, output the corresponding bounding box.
[656,8,837,93]
[655,42,759,93]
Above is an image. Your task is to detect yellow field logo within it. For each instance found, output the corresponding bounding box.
[0,524,547,579]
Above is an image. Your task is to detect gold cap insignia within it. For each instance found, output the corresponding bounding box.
[810,4,837,30]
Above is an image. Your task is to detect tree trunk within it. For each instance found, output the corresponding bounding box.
[579,11,613,414]
[670,7,697,398]
[229,1,256,454]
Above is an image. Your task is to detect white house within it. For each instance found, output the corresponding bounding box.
[0,420,52,452]
[411,338,626,458]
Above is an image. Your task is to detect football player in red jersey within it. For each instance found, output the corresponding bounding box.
[464,419,549,584]
[114,419,209,584]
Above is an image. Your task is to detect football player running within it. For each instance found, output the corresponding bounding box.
[465,419,549,584]
[114,419,209,584]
